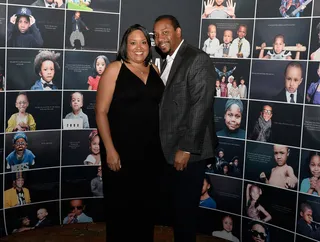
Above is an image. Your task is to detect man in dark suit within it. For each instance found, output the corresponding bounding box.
[31,0,65,8]
[153,15,217,242]
[273,61,303,103]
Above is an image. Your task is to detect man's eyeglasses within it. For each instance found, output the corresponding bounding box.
[16,101,28,105]
[251,229,267,239]
[71,206,83,210]
[262,109,272,115]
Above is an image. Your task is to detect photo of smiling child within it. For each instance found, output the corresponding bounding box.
[84,129,101,165]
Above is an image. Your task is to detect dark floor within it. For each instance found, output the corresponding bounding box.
[0,223,227,242]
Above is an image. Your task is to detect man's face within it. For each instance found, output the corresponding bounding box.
[70,200,84,216]
[153,18,182,55]
[46,0,54,3]
[301,208,313,224]
[237,26,247,39]
[261,105,272,122]
[285,66,303,93]
[273,145,288,166]
[37,209,48,220]
[16,178,24,188]
[223,30,233,44]
[18,16,30,34]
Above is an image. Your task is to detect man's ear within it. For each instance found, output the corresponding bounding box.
[176,27,182,38]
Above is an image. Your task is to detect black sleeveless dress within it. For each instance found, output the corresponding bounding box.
[103,63,165,241]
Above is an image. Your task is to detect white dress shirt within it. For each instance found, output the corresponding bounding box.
[160,39,184,85]
[286,90,297,103]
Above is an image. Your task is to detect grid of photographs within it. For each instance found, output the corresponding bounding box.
[0,0,119,236]
[198,0,320,241]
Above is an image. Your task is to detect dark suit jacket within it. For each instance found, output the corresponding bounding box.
[273,88,303,103]
[35,218,51,228]
[297,218,320,240]
[159,41,218,164]
[31,0,65,8]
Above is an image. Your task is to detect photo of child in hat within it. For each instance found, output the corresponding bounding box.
[7,7,43,48]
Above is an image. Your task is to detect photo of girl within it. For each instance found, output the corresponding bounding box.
[300,151,320,196]
[31,50,60,90]
[212,215,240,242]
[88,55,109,90]
[83,130,101,165]
[6,92,36,132]
[216,99,246,139]
[246,183,272,222]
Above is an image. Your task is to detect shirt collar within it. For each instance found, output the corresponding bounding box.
[167,39,184,62]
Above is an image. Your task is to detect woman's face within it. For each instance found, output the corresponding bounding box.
[222,216,233,232]
[310,155,320,178]
[126,30,149,64]
[224,104,242,131]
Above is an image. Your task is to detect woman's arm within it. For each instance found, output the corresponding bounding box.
[95,61,121,171]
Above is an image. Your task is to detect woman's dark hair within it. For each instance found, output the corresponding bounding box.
[116,24,152,66]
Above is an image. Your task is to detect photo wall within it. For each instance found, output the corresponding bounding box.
[197,0,320,242]
[0,0,320,242]
[0,0,119,235]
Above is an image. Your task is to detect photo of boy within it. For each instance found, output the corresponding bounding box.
[69,11,89,50]
[31,50,60,90]
[6,132,36,172]
[199,175,217,209]
[202,0,236,18]
[229,24,250,58]
[216,29,233,58]
[7,7,43,48]
[88,55,109,90]
[6,92,36,132]
[260,144,298,189]
[64,91,90,129]
[297,202,320,240]
[238,77,247,98]
[258,34,303,60]
[202,24,220,57]
[273,61,304,103]
[34,208,51,228]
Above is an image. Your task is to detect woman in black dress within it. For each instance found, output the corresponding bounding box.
[95,24,165,242]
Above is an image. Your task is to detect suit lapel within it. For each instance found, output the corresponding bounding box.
[165,41,188,88]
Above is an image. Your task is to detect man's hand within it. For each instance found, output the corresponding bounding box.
[174,149,190,171]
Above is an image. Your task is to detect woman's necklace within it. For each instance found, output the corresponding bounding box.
[131,63,148,75]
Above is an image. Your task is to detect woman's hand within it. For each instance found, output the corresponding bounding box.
[107,149,121,171]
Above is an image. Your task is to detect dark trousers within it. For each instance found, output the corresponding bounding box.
[157,160,206,242]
